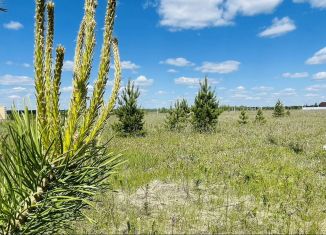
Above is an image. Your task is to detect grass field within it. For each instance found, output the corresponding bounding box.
[72,110,326,234]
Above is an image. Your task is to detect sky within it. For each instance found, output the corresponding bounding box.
[0,0,326,109]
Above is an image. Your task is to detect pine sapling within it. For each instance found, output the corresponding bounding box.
[255,108,266,124]
[192,77,221,132]
[165,99,190,131]
[238,109,249,124]
[113,80,145,136]
[273,99,285,117]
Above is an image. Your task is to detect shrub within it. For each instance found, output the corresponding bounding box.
[165,99,190,131]
[0,0,122,233]
[113,80,145,136]
[255,109,266,124]
[192,77,221,132]
[273,99,285,117]
[238,109,249,124]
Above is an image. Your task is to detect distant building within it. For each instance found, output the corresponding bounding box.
[0,106,6,120]
[319,102,326,107]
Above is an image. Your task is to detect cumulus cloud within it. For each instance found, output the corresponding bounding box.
[196,60,240,74]
[174,76,199,86]
[0,74,33,85]
[157,0,283,30]
[293,0,326,8]
[313,72,326,80]
[174,76,219,87]
[133,75,154,87]
[3,21,24,30]
[259,17,296,38]
[282,72,309,78]
[306,47,326,65]
[63,60,75,72]
[121,61,140,70]
[161,57,194,67]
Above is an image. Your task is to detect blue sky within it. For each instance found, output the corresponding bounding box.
[0,0,326,109]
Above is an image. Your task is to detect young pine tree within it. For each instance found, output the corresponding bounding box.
[238,109,249,124]
[113,80,145,136]
[165,99,190,131]
[273,99,285,117]
[255,108,266,124]
[192,77,221,132]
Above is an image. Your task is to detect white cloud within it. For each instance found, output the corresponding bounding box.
[273,88,297,96]
[234,86,246,91]
[313,72,326,80]
[144,0,159,8]
[62,86,73,92]
[252,86,274,91]
[175,76,199,86]
[196,60,240,74]
[8,95,21,99]
[305,84,326,91]
[161,57,194,67]
[12,87,27,92]
[63,60,74,72]
[121,61,140,70]
[156,90,167,95]
[167,69,178,73]
[306,47,326,65]
[259,17,296,38]
[282,72,309,78]
[157,0,283,30]
[293,0,326,8]
[5,61,31,68]
[3,21,24,30]
[305,93,319,97]
[133,75,154,87]
[0,74,33,85]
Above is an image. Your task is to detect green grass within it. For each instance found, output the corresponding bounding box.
[71,110,326,234]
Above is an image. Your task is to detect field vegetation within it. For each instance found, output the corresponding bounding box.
[73,110,326,234]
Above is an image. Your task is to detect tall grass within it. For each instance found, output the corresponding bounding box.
[75,110,326,234]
